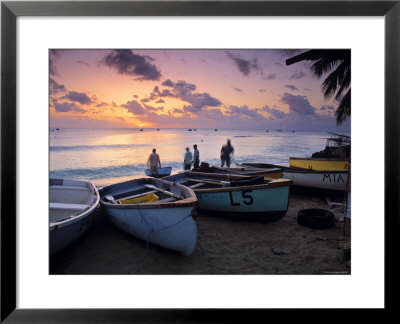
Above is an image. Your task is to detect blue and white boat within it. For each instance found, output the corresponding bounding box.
[49,178,100,255]
[164,171,291,221]
[99,177,198,256]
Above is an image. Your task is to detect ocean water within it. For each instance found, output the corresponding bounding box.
[49,128,348,187]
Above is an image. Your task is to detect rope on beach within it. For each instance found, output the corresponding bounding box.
[136,203,194,249]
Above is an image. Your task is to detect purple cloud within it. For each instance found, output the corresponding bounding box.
[102,49,161,81]
[161,79,174,87]
[76,60,90,67]
[228,105,267,120]
[50,78,66,95]
[121,100,147,115]
[285,85,298,91]
[226,51,260,76]
[49,50,60,76]
[260,105,287,119]
[143,104,164,112]
[53,101,86,113]
[64,91,91,105]
[290,71,306,79]
[145,79,222,112]
[266,73,276,80]
[280,93,316,115]
[321,105,335,111]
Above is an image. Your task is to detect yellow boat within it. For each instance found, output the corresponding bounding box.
[289,157,349,171]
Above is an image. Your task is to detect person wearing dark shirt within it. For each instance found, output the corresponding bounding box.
[220,139,234,167]
[192,144,200,171]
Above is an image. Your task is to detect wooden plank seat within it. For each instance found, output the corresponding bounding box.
[187,182,206,189]
[148,197,176,204]
[185,178,229,186]
[144,184,184,200]
[114,190,158,203]
[49,202,88,210]
[49,185,90,191]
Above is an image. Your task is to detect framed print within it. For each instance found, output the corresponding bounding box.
[1,0,399,322]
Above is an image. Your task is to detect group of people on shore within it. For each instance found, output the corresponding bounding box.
[147,139,234,175]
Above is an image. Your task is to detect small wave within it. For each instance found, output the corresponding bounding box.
[233,135,255,138]
[50,164,148,180]
[50,144,147,152]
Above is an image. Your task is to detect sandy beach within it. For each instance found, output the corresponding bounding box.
[50,191,350,275]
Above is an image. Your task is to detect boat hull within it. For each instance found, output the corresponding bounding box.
[50,212,95,255]
[289,157,349,171]
[238,163,348,191]
[103,204,197,256]
[99,177,198,255]
[49,179,100,255]
[195,185,290,221]
[164,172,291,221]
[283,170,348,191]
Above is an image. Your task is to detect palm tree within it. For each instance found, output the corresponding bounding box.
[286,50,350,125]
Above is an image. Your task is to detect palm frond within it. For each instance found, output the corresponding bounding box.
[321,61,351,99]
[335,89,351,125]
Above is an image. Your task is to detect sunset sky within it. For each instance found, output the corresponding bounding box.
[49,49,350,131]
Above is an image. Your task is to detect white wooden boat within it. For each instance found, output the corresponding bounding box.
[145,166,172,178]
[99,177,198,256]
[49,178,100,255]
[237,162,349,191]
[164,171,292,221]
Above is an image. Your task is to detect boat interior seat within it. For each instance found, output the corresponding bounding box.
[50,185,90,191]
[49,202,88,210]
[149,197,176,204]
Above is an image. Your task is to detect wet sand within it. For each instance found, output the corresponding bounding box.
[50,193,350,275]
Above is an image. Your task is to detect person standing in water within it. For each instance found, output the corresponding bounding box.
[220,139,234,167]
[183,147,192,170]
[192,144,200,171]
[147,148,161,176]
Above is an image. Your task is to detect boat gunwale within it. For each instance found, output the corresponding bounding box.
[190,179,292,194]
[184,170,266,180]
[237,163,350,175]
[49,181,100,229]
[289,157,350,162]
[100,177,197,209]
[210,166,282,175]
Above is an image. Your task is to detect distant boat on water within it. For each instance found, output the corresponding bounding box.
[157,128,160,131]
[214,129,218,131]
[188,129,192,131]
[140,129,143,131]
[145,166,172,178]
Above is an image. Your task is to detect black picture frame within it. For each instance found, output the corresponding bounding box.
[1,0,398,322]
